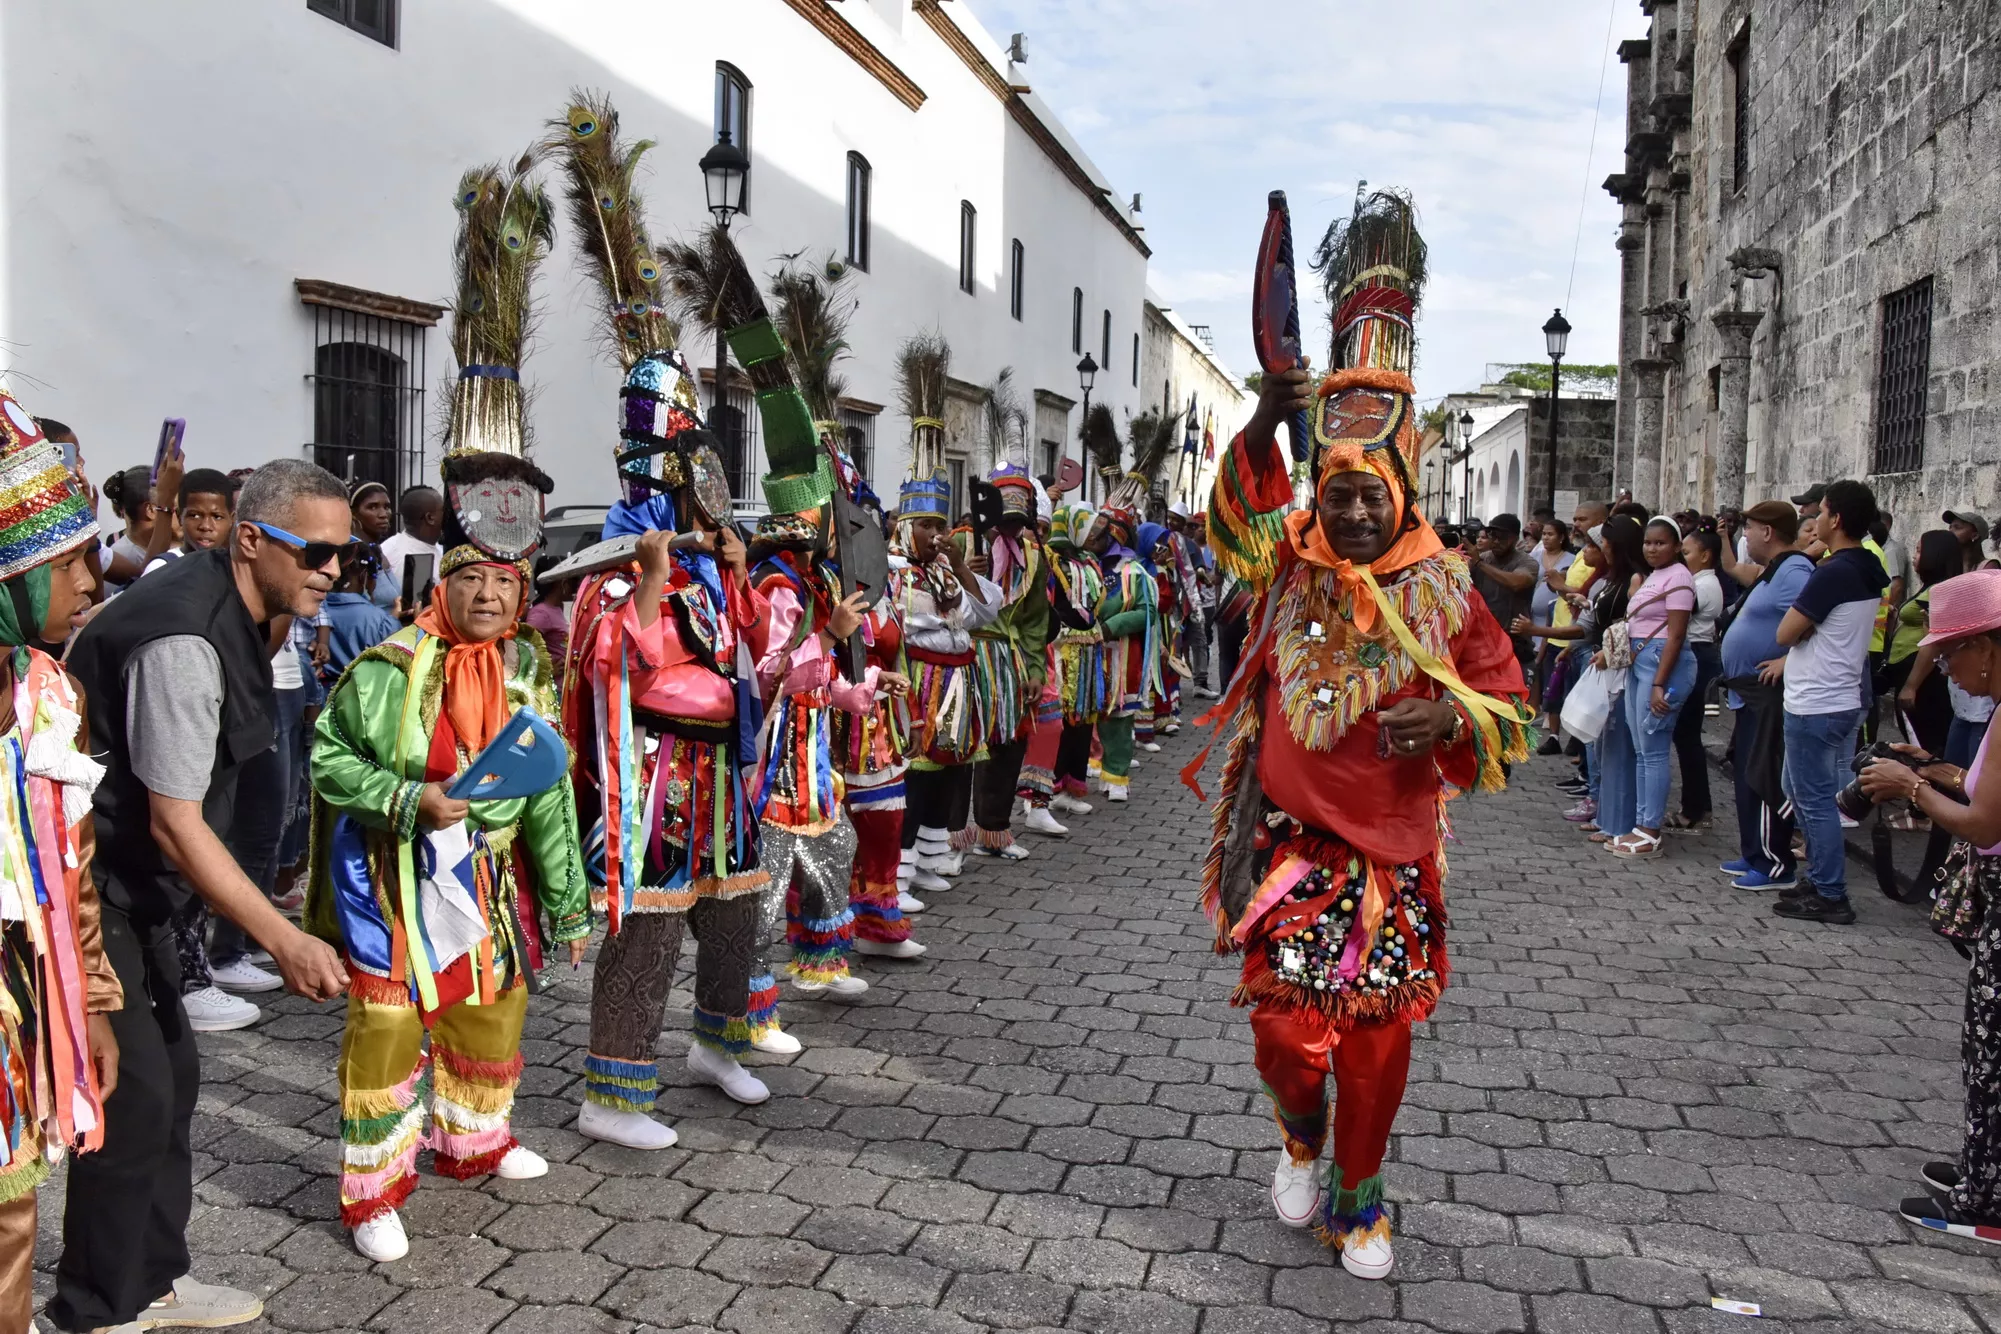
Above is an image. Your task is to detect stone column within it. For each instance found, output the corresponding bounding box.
[1630,358,1671,510]
[1614,205,1647,495]
[1710,309,1765,512]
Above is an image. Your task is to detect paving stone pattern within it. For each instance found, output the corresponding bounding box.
[33,733,2001,1332]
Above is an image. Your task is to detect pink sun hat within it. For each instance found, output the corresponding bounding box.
[1920,568,2001,646]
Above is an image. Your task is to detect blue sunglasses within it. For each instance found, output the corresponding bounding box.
[251,521,362,571]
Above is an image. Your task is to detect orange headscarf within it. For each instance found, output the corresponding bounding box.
[414,572,518,757]
[1282,368,1444,628]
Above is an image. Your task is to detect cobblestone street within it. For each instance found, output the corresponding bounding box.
[34,731,1999,1334]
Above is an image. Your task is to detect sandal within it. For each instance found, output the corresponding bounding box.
[1588,831,1613,843]
[1609,830,1664,858]
[1662,813,1711,832]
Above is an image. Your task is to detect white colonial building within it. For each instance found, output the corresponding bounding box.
[1,0,1158,516]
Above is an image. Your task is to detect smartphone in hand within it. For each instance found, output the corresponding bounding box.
[152,418,186,483]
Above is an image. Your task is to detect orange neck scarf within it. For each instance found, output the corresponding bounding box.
[414,591,515,757]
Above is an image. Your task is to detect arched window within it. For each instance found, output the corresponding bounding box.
[845,152,871,271]
[1101,311,1112,372]
[715,63,752,213]
[1010,240,1025,321]
[1505,451,1522,516]
[958,201,976,295]
[1071,288,1084,354]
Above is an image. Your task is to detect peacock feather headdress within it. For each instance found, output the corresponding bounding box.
[767,252,857,432]
[545,91,677,369]
[440,152,556,575]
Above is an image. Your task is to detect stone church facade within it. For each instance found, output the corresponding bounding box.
[1606,0,1999,530]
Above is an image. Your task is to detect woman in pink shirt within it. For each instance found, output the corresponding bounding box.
[1610,518,1697,857]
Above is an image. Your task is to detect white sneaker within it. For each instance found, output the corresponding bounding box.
[1051,794,1094,815]
[689,1042,771,1104]
[183,985,261,1032]
[142,1275,266,1326]
[970,840,1031,860]
[1339,1227,1395,1280]
[495,1145,548,1180]
[910,867,950,892]
[1140,740,1162,753]
[1271,1152,1323,1228]
[1105,787,1129,803]
[1195,686,1220,700]
[791,973,869,997]
[352,1210,409,1262]
[750,1026,803,1055]
[854,937,927,959]
[916,851,957,877]
[1023,807,1069,837]
[1162,722,1181,735]
[938,851,965,877]
[577,1100,679,1150]
[897,891,927,913]
[210,957,284,993]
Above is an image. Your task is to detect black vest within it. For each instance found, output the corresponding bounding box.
[69,548,276,923]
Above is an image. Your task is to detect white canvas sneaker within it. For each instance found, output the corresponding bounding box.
[495,1145,548,1180]
[352,1212,409,1262]
[853,937,927,959]
[750,1027,803,1055]
[210,957,284,993]
[577,1100,679,1150]
[897,891,928,913]
[689,1043,771,1103]
[1339,1228,1395,1280]
[1050,794,1094,815]
[182,985,261,1033]
[1271,1151,1323,1228]
[1023,807,1069,837]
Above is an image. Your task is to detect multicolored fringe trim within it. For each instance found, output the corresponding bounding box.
[973,638,1026,748]
[1055,640,1107,724]
[1207,433,1292,587]
[583,1052,658,1113]
[975,827,1017,851]
[746,972,781,1039]
[0,1155,51,1206]
[786,898,855,983]
[1056,774,1090,797]
[1263,1078,1328,1162]
[849,808,909,943]
[1315,1169,1388,1251]
[1017,763,1055,803]
[339,1057,429,1227]
[430,1047,521,1179]
[692,1006,754,1057]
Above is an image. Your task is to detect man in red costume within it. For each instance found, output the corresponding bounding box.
[1189,191,1531,1280]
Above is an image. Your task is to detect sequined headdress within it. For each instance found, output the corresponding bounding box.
[0,389,96,582]
[439,154,556,578]
[1306,189,1429,493]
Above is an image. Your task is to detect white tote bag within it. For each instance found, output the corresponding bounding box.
[1560,662,1613,743]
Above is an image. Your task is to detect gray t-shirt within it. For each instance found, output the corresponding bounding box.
[126,635,224,800]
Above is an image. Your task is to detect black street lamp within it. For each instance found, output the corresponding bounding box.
[699,132,751,498]
[1458,410,1475,524]
[1542,307,1571,517]
[1075,351,1098,497]
[1424,456,1437,516]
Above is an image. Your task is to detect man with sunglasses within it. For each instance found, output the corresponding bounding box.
[52,459,353,1334]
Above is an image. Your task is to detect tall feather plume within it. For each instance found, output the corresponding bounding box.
[545,91,677,367]
[895,331,950,479]
[981,366,1028,470]
[767,252,856,424]
[446,152,556,458]
[1310,187,1428,370]
[658,221,738,376]
[1080,401,1121,475]
[1125,406,1183,492]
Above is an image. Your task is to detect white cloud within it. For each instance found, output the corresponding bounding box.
[972,0,1644,394]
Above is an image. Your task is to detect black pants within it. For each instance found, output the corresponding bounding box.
[1670,641,1724,821]
[1731,703,1795,879]
[52,904,199,1332]
[975,738,1030,833]
[902,764,974,847]
[1057,723,1093,790]
[1217,610,1250,698]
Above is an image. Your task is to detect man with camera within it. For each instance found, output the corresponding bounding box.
[1770,480,1889,924]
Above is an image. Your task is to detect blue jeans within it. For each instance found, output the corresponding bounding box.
[1782,707,1864,899]
[1947,714,1990,768]
[1625,639,1695,831]
[1597,694,1637,839]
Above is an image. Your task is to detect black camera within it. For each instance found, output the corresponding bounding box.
[1835,742,1927,821]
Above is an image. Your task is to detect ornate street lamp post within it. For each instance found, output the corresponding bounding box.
[1542,307,1571,517]
[699,132,750,497]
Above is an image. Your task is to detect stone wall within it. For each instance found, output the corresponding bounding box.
[1607,0,2000,535]
[1525,398,1618,515]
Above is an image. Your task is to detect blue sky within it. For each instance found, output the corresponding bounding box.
[972,0,1647,403]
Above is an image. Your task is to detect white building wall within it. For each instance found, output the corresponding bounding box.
[0,0,1151,509]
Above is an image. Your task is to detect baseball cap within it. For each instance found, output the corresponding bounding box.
[1790,483,1827,507]
[1943,510,1992,541]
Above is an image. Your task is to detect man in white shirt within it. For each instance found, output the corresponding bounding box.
[377,485,444,605]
